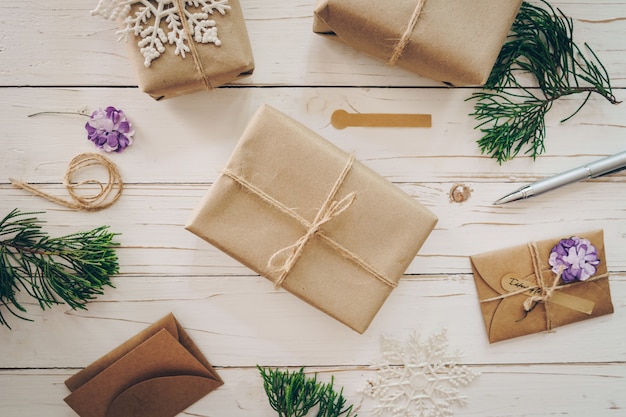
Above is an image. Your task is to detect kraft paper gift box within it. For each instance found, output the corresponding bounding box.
[98,0,254,100]
[64,313,223,417]
[470,230,614,343]
[186,105,438,333]
[313,0,522,86]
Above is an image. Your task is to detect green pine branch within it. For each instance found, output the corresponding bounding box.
[468,0,620,164]
[258,366,357,417]
[0,209,120,329]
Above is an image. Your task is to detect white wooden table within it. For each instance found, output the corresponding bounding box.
[1,1,625,416]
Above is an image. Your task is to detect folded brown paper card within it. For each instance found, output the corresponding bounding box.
[95,0,254,100]
[64,313,223,417]
[471,230,614,343]
[186,105,438,333]
[313,0,522,86]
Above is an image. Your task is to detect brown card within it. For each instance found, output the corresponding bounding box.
[186,105,438,333]
[64,313,223,417]
[471,230,614,343]
[313,0,522,86]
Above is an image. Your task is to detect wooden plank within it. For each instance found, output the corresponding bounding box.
[2,87,624,184]
[1,365,624,416]
[1,1,625,87]
[0,276,623,368]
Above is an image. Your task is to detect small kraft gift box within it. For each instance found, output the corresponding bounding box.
[186,105,438,333]
[471,230,614,343]
[313,0,523,86]
[92,0,254,100]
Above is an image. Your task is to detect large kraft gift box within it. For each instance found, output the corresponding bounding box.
[313,0,522,86]
[471,230,614,343]
[186,105,438,333]
[111,0,254,100]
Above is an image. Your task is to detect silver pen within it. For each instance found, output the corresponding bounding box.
[494,150,626,205]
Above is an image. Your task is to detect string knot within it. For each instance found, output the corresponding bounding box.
[221,154,398,291]
[522,266,562,313]
[268,192,357,288]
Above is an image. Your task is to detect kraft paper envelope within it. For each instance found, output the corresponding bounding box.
[64,313,223,417]
[471,230,614,343]
[186,105,438,333]
[313,0,522,86]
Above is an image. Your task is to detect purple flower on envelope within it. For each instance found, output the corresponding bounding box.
[549,236,600,283]
[85,106,134,153]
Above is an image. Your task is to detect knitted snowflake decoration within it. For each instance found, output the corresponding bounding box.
[363,329,479,417]
[91,0,230,67]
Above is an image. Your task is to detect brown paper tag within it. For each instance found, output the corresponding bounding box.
[331,110,431,129]
[501,274,595,315]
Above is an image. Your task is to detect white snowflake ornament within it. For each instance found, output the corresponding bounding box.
[92,0,231,67]
[363,329,479,417]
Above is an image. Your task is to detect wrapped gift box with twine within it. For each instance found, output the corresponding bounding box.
[92,0,254,100]
[186,105,438,333]
[313,0,522,86]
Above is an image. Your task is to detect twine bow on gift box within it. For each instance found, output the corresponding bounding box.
[221,154,398,290]
[480,242,608,329]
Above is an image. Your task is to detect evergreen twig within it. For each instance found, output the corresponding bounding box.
[0,209,119,328]
[468,0,620,164]
[258,366,357,417]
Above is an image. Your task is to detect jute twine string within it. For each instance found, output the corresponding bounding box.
[480,242,608,329]
[175,0,214,91]
[220,155,397,290]
[388,0,427,66]
[10,153,123,211]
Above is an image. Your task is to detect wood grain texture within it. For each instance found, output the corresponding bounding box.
[1,0,625,416]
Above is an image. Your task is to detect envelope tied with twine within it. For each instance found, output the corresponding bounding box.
[64,313,223,417]
[471,230,614,343]
[186,105,437,333]
[313,0,523,86]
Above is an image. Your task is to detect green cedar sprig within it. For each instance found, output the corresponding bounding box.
[468,0,620,164]
[0,209,119,328]
[258,366,357,417]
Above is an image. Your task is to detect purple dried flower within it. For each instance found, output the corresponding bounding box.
[85,106,134,153]
[548,236,600,283]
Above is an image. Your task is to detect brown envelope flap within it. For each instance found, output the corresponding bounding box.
[66,313,180,391]
[105,375,220,417]
[64,329,221,417]
[470,243,536,298]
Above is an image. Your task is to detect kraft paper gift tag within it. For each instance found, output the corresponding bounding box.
[114,0,254,100]
[471,230,614,343]
[313,0,522,86]
[64,313,223,417]
[186,105,438,333]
